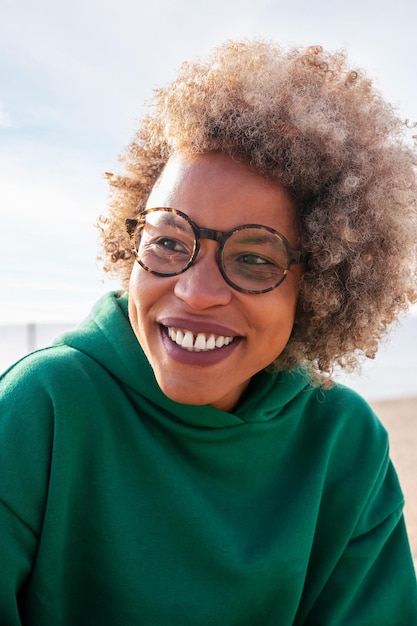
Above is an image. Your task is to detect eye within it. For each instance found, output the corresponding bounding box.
[227,252,286,281]
[140,235,194,262]
[238,253,272,266]
[154,237,189,253]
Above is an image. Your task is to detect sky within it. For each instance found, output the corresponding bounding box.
[1,0,417,323]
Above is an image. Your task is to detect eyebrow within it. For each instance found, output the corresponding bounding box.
[148,213,191,234]
[234,234,281,246]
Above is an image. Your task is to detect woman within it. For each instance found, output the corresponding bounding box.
[1,40,416,624]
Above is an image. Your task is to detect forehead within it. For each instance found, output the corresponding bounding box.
[146,152,298,236]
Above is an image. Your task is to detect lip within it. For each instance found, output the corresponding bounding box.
[159,317,240,338]
[159,322,241,367]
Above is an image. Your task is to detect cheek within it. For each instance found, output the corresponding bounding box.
[129,262,143,291]
[128,266,172,337]
[128,266,150,337]
[128,264,154,306]
[257,285,299,348]
[279,273,301,322]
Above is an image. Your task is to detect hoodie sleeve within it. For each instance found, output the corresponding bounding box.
[0,353,54,623]
[299,436,417,625]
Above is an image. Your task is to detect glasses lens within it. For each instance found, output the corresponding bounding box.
[222,227,289,292]
[134,210,196,275]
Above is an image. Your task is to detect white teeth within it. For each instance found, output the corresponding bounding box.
[182,331,194,349]
[194,333,207,350]
[166,327,234,352]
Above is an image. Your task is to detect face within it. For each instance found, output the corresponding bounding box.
[128,152,302,412]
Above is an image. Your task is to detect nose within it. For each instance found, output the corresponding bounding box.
[173,243,233,309]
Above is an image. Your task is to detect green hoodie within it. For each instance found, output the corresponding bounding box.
[0,292,416,625]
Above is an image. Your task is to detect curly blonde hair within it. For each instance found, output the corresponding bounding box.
[98,39,417,381]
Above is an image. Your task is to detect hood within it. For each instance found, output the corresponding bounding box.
[53,291,311,429]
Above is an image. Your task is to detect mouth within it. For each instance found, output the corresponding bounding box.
[165,326,236,352]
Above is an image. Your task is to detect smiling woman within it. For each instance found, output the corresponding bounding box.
[1,39,417,625]
[126,152,302,411]
[100,41,417,383]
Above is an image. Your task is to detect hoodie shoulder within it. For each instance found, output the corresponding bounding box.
[0,343,106,398]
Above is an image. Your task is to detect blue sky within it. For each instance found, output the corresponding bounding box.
[1,0,417,322]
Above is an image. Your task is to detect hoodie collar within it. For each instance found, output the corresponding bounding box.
[55,292,310,429]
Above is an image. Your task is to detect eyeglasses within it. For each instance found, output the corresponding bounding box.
[125,208,303,294]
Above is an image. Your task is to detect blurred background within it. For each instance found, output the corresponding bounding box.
[1,0,416,558]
